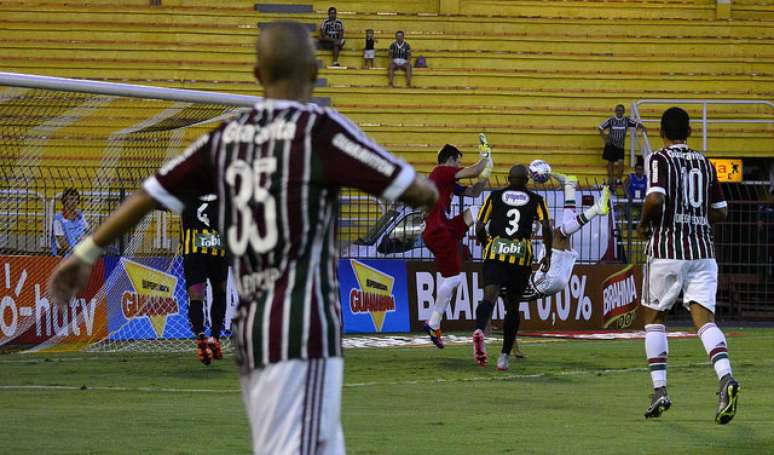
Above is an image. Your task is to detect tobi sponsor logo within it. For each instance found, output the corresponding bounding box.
[496,243,522,255]
[502,191,529,207]
[602,265,639,329]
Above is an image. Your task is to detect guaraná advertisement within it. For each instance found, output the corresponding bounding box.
[338,259,411,333]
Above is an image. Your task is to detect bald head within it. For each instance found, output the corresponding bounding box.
[255,22,318,100]
[508,164,529,188]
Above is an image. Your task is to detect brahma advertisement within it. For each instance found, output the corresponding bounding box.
[338,259,411,333]
[406,262,644,332]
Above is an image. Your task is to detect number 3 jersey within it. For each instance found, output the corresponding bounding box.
[180,194,226,257]
[142,100,416,368]
[477,186,548,266]
[645,143,726,260]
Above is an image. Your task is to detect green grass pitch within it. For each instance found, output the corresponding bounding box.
[1,328,772,454]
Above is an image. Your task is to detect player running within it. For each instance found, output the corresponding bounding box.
[638,107,739,424]
[179,193,229,365]
[473,165,551,368]
[48,22,438,455]
[422,138,492,348]
[520,173,611,303]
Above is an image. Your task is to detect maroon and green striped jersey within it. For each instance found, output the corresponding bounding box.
[645,143,727,260]
[143,99,416,368]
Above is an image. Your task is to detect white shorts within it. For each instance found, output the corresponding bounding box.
[532,249,577,296]
[240,358,345,455]
[641,258,718,313]
[364,49,375,59]
[392,58,408,66]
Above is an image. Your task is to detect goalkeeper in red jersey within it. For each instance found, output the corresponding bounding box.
[422,136,492,348]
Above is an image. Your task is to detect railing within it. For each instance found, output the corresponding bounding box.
[2,165,771,318]
[629,99,774,164]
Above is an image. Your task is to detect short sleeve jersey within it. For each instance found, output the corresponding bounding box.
[477,187,548,265]
[645,143,726,260]
[142,100,415,368]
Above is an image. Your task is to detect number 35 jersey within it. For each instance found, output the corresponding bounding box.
[477,187,548,266]
[142,100,416,368]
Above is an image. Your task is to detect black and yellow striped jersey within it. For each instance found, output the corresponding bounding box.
[180,194,226,257]
[477,187,548,266]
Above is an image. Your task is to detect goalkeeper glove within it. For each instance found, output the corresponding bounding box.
[478,133,493,179]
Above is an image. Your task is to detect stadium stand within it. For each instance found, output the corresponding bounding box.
[0,0,771,179]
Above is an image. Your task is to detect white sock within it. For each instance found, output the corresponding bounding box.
[698,322,732,380]
[428,274,462,330]
[645,324,668,388]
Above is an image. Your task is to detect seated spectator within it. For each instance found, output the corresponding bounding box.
[51,188,89,256]
[388,31,412,88]
[626,158,647,200]
[319,6,344,67]
[363,29,375,69]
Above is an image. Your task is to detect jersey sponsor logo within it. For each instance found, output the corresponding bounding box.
[194,232,222,249]
[332,133,395,177]
[222,119,297,145]
[601,265,639,329]
[348,259,396,332]
[501,190,529,207]
[119,258,180,337]
[492,237,527,258]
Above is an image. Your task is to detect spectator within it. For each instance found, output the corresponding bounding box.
[51,188,89,256]
[598,104,646,187]
[363,28,375,69]
[388,31,412,88]
[625,157,647,200]
[319,6,344,66]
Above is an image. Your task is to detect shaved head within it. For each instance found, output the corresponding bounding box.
[255,22,318,100]
[509,164,529,188]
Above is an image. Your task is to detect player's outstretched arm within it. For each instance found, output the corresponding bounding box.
[399,173,439,213]
[47,190,158,306]
[455,159,488,180]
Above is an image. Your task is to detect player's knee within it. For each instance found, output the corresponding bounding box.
[188,282,206,300]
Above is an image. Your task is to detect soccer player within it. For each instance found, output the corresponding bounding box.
[474,165,551,368]
[48,22,438,454]
[179,193,229,365]
[521,175,610,304]
[638,107,739,424]
[422,142,491,348]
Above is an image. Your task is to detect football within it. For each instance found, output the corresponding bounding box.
[528,159,552,183]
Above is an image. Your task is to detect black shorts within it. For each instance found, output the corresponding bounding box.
[318,39,343,50]
[482,260,531,299]
[603,143,625,162]
[182,253,229,288]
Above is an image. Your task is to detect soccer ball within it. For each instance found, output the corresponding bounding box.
[528,159,552,183]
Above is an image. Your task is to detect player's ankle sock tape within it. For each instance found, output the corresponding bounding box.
[475,300,494,331]
[645,324,668,388]
[189,300,205,335]
[698,322,732,379]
